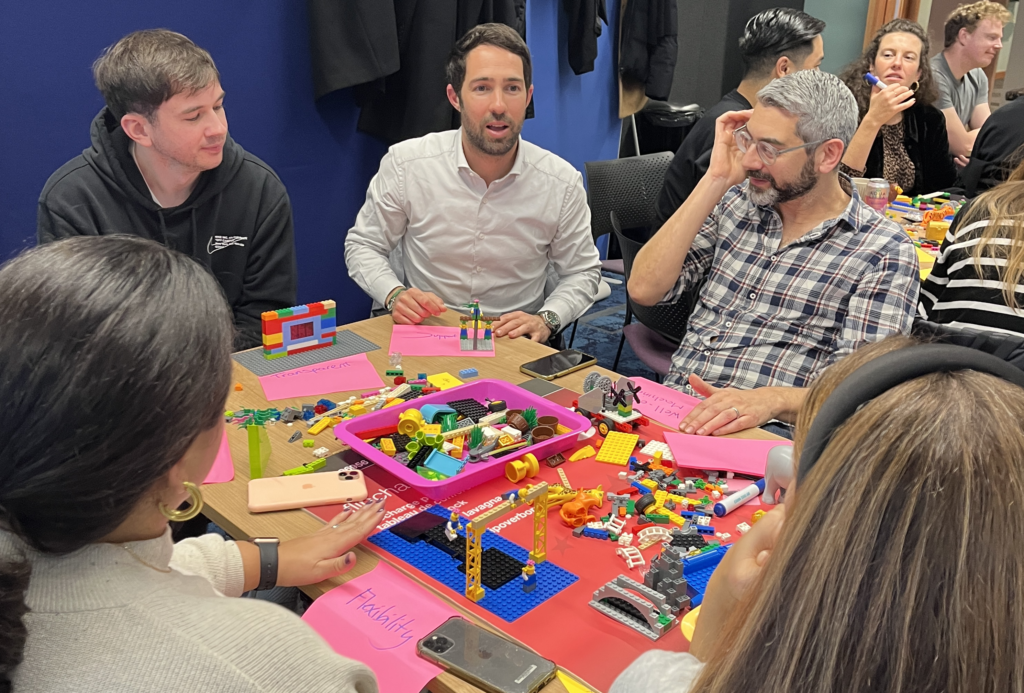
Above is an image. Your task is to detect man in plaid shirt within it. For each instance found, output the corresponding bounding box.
[629,70,919,438]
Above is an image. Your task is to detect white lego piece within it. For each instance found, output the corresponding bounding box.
[618,471,628,479]
[618,532,634,546]
[711,490,722,500]
[606,517,626,535]
[736,522,751,535]
[616,546,645,569]
[578,426,597,441]
[312,446,329,458]
[639,440,675,462]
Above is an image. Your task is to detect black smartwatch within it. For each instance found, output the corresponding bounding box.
[250,537,280,591]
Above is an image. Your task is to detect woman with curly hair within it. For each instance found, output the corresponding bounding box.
[838,19,958,196]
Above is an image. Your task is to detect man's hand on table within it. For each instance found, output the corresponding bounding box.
[391,288,446,324]
[239,498,385,591]
[679,374,802,436]
[492,311,551,343]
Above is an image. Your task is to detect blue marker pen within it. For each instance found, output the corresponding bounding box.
[714,478,765,517]
[865,72,885,89]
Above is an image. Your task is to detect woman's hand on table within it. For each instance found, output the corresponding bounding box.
[276,498,386,587]
[689,504,786,660]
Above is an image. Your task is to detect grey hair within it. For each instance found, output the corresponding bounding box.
[93,29,220,121]
[756,70,859,148]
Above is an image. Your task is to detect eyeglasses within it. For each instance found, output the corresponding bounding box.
[733,125,826,166]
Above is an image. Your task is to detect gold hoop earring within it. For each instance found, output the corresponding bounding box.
[911,81,920,93]
[159,481,204,522]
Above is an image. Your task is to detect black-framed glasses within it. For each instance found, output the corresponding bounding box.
[734,125,826,166]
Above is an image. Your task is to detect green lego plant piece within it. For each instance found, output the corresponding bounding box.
[694,479,706,490]
[522,407,538,430]
[439,413,458,433]
[247,424,271,480]
[468,426,484,449]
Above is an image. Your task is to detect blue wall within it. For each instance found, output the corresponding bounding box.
[0,1,620,325]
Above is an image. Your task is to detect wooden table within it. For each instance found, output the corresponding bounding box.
[204,310,778,693]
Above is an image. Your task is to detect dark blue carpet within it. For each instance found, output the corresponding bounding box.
[566,274,659,381]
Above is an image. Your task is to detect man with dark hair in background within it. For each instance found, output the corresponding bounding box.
[345,23,601,345]
[37,29,297,350]
[653,8,825,225]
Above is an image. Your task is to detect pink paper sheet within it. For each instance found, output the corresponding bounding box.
[631,377,701,430]
[258,353,385,401]
[203,429,235,484]
[389,325,494,357]
[664,431,792,477]
[302,561,457,693]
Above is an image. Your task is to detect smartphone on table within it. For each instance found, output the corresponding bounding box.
[418,617,556,693]
[520,349,597,381]
[247,468,367,513]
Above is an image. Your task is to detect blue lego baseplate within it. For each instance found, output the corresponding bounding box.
[682,544,730,607]
[368,505,578,622]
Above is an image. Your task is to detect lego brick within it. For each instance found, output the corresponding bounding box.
[233,330,380,376]
[595,432,639,466]
[423,449,465,477]
[458,368,479,379]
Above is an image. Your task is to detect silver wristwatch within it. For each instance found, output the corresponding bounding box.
[538,310,561,334]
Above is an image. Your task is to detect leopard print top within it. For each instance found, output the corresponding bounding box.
[880,119,915,192]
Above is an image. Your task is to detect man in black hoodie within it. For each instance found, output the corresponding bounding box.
[37,30,297,350]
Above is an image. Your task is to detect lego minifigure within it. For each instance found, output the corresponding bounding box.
[444,512,463,542]
[521,559,537,593]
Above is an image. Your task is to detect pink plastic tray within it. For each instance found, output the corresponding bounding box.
[334,379,591,500]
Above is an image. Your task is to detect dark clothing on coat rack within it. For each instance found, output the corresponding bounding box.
[566,0,608,75]
[619,0,677,101]
[308,0,527,144]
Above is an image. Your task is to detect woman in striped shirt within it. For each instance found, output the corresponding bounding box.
[920,158,1024,335]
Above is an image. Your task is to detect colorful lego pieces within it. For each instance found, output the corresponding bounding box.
[261,300,337,360]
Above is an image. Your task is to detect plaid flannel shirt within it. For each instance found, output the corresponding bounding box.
[662,179,920,394]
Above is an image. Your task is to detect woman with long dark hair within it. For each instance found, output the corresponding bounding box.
[838,19,958,196]
[0,236,380,692]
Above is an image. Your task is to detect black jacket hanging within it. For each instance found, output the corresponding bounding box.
[619,0,677,101]
[566,0,608,75]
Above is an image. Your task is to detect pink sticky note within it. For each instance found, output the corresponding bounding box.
[664,431,791,477]
[302,561,457,693]
[203,429,235,484]
[630,377,700,430]
[258,353,385,401]
[389,325,494,357]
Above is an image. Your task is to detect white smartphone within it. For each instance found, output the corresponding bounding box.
[247,468,367,513]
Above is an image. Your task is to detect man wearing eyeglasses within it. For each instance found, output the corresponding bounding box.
[629,70,919,439]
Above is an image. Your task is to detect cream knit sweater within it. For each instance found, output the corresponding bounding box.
[1,529,378,693]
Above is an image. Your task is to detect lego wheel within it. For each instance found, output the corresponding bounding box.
[597,422,611,437]
[634,492,657,516]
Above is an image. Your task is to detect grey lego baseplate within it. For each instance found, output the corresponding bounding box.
[232,330,381,376]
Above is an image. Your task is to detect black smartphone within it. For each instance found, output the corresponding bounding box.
[417,617,556,693]
[519,349,597,381]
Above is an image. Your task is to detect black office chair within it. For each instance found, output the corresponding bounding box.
[611,211,696,379]
[912,319,1024,370]
[568,151,676,347]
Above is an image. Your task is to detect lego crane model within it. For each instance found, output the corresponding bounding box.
[464,481,550,602]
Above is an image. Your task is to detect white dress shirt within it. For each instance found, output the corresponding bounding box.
[345,129,602,325]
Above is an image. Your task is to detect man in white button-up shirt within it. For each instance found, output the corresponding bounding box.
[345,24,602,344]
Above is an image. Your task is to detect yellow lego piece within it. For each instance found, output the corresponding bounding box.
[383,397,405,408]
[639,478,658,490]
[427,372,464,390]
[421,423,442,435]
[397,410,424,436]
[555,424,572,435]
[595,432,639,466]
[569,445,596,462]
[497,434,515,448]
[321,299,336,310]
[349,404,366,416]
[557,468,571,490]
[450,436,464,458]
[308,417,332,435]
[380,438,396,456]
[262,332,283,347]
